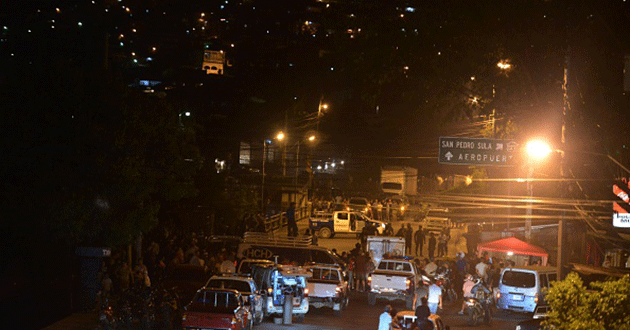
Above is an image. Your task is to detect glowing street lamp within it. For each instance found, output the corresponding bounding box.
[497,60,512,71]
[526,140,552,161]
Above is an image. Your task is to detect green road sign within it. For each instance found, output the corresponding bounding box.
[438,137,518,166]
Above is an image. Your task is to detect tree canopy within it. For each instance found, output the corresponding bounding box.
[544,272,630,330]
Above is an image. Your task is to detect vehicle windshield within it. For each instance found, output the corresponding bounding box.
[311,268,340,281]
[188,291,239,314]
[239,261,271,274]
[502,271,536,288]
[206,279,252,294]
[377,261,411,272]
[382,182,403,190]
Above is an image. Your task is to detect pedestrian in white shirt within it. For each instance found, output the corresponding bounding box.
[475,259,489,282]
[427,279,443,314]
[378,305,393,330]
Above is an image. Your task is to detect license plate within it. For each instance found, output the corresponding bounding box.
[512,294,524,301]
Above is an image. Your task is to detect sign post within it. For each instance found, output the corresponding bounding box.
[438,137,518,166]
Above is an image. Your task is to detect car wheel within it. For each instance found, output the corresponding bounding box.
[368,292,376,306]
[319,227,332,239]
[296,314,305,323]
[333,309,341,316]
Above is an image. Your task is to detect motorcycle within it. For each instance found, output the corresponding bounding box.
[434,272,457,303]
[465,280,492,326]
[98,296,116,330]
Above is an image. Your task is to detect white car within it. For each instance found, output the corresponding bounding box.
[205,274,265,325]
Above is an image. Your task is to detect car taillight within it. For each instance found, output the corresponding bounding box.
[335,285,342,295]
[267,287,273,295]
[367,275,372,286]
[534,293,539,304]
[181,314,187,321]
[304,288,309,297]
[496,292,501,299]
[406,278,411,290]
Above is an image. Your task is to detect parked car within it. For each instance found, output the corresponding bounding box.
[250,263,311,322]
[309,210,386,238]
[391,310,450,330]
[237,235,344,269]
[347,197,370,213]
[205,274,264,325]
[496,266,556,313]
[515,305,550,330]
[306,264,349,315]
[182,288,252,330]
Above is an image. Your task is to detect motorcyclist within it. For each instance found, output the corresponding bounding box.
[459,274,475,315]
[470,277,492,323]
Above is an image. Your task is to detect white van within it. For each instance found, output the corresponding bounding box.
[496,266,556,313]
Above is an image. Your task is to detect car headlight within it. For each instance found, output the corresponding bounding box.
[381,224,385,228]
[516,326,521,330]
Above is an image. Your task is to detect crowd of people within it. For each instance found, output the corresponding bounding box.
[311,196,409,221]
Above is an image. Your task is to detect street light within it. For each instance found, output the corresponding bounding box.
[179,111,191,127]
[497,60,512,71]
[316,97,329,132]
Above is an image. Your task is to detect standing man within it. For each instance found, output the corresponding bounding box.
[427,278,443,315]
[428,232,437,261]
[378,305,393,330]
[405,223,413,255]
[286,202,298,237]
[437,231,447,257]
[396,224,406,238]
[475,258,489,283]
[414,226,425,256]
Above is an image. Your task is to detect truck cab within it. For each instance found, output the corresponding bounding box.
[309,211,386,239]
[367,256,422,309]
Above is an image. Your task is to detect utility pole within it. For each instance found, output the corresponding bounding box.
[558,52,570,280]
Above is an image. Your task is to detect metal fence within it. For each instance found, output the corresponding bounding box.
[263,206,309,233]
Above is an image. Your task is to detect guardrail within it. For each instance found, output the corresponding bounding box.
[243,231,312,246]
[263,206,309,233]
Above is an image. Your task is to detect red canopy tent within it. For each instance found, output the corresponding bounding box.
[477,237,549,266]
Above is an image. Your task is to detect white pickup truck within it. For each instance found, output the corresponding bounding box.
[306,264,349,315]
[367,257,422,309]
[309,211,386,239]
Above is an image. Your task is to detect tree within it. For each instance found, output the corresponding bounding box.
[543,272,630,330]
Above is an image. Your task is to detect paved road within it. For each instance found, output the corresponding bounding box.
[255,290,528,330]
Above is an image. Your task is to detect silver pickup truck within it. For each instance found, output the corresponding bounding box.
[367,257,422,309]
